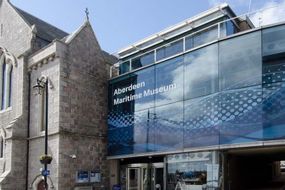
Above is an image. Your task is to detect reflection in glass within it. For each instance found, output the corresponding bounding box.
[184,95,220,148]
[133,109,156,153]
[131,66,155,111]
[185,36,194,50]
[119,61,130,74]
[132,51,155,70]
[220,20,237,38]
[219,86,263,144]
[219,31,262,90]
[155,102,184,151]
[193,26,218,47]
[184,44,218,100]
[167,152,218,190]
[156,40,183,61]
[155,56,184,106]
[262,25,285,57]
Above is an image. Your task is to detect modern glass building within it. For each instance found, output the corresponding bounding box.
[108,4,285,190]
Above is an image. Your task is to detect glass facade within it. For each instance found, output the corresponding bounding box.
[167,151,219,190]
[118,16,237,75]
[108,24,285,156]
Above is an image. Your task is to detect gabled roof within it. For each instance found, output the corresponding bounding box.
[14,7,68,42]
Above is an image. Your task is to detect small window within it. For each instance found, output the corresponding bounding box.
[0,53,13,110]
[193,26,218,48]
[0,137,4,158]
[156,39,183,61]
[185,36,194,50]
[131,51,154,70]
[119,61,130,74]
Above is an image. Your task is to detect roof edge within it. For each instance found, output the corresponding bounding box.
[64,19,90,44]
[115,3,229,56]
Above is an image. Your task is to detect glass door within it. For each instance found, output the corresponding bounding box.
[152,163,164,190]
[127,168,141,190]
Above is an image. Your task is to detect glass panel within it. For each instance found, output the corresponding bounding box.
[155,102,184,152]
[131,67,155,111]
[166,152,215,190]
[193,25,218,47]
[219,86,263,144]
[154,168,164,190]
[263,25,285,58]
[133,109,156,153]
[262,53,285,140]
[184,44,218,100]
[119,61,130,74]
[1,63,6,110]
[219,31,262,90]
[142,167,151,190]
[128,168,140,190]
[184,95,220,148]
[109,66,155,113]
[185,36,194,50]
[156,40,183,61]
[132,51,155,70]
[220,20,237,38]
[155,56,184,106]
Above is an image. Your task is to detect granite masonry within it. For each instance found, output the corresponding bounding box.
[0,0,116,189]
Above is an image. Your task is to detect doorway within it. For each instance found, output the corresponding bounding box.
[126,163,164,190]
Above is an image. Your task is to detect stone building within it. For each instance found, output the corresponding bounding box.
[0,0,116,189]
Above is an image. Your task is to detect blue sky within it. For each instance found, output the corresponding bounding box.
[10,0,285,53]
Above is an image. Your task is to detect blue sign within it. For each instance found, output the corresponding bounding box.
[41,170,50,176]
[76,171,89,183]
[112,185,121,190]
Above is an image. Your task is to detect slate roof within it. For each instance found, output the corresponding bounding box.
[15,7,68,42]
[13,6,118,64]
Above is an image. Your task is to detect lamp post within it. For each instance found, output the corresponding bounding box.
[33,76,50,190]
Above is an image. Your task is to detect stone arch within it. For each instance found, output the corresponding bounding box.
[0,47,17,67]
[0,47,16,110]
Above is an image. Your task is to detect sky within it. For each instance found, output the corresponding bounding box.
[10,0,285,54]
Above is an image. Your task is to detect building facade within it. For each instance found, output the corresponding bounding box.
[0,0,116,189]
[1,0,285,190]
[108,3,285,190]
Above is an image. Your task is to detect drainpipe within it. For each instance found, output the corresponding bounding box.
[26,72,31,190]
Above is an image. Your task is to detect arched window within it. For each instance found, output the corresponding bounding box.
[0,47,16,111]
[0,137,3,158]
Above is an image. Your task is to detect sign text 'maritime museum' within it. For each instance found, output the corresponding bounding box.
[113,81,177,105]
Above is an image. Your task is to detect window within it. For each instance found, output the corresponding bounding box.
[219,31,262,90]
[193,25,218,48]
[184,44,218,99]
[156,39,183,61]
[0,137,4,158]
[119,61,130,75]
[131,51,154,70]
[0,48,14,111]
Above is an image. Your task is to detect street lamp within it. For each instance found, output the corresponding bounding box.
[33,76,50,190]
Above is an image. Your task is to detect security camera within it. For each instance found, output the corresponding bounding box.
[70,154,76,159]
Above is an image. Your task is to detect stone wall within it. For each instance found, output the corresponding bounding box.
[58,21,110,190]
[0,1,32,189]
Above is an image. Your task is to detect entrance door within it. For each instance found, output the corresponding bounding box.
[127,168,141,190]
[126,163,164,190]
[152,163,164,190]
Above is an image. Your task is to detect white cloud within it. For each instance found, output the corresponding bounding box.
[250,0,285,27]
